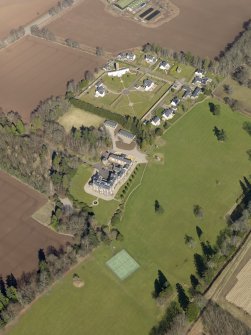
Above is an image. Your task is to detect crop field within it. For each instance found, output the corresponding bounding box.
[47,0,251,58]
[8,100,251,335]
[226,259,251,315]
[0,170,70,277]
[58,106,105,132]
[0,36,104,122]
[0,0,57,39]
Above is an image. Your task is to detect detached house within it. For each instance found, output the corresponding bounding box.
[145,54,157,64]
[151,116,161,126]
[95,82,106,98]
[159,60,170,70]
[143,79,155,91]
[162,108,175,120]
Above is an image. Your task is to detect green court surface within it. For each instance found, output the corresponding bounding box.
[116,0,134,9]
[106,249,140,280]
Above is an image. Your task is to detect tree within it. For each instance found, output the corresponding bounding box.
[243,121,251,136]
[186,302,200,321]
[201,241,215,260]
[223,84,233,95]
[194,253,207,278]
[96,46,104,56]
[213,126,226,141]
[209,102,221,115]
[154,200,164,214]
[246,149,251,161]
[6,274,17,289]
[184,234,195,248]
[190,274,199,290]
[196,226,203,239]
[158,270,169,290]
[176,283,190,311]
[193,204,204,218]
[84,70,94,82]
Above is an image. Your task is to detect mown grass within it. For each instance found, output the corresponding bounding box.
[9,100,251,335]
[69,165,118,225]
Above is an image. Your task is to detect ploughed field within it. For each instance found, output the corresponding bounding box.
[0,36,104,121]
[47,0,251,58]
[0,0,57,39]
[0,171,70,277]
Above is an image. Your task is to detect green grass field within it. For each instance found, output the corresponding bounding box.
[58,107,104,132]
[9,100,251,335]
[70,165,118,225]
[215,77,251,113]
[169,63,195,81]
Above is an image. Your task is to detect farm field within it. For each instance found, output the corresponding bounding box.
[47,0,251,58]
[0,0,57,39]
[58,106,105,132]
[0,36,105,121]
[8,100,251,335]
[0,170,70,277]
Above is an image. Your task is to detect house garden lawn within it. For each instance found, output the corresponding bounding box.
[8,100,251,335]
[169,63,195,81]
[69,165,118,225]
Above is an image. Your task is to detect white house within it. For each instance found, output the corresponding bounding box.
[107,68,130,78]
[117,52,136,61]
[159,60,170,71]
[151,116,161,127]
[143,79,155,91]
[194,69,205,78]
[162,108,175,121]
[95,82,106,97]
[170,97,180,108]
[144,54,157,64]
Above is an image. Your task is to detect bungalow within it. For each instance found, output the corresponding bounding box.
[104,120,118,129]
[151,116,161,127]
[159,60,170,70]
[191,87,202,99]
[117,129,136,144]
[144,54,157,64]
[162,108,175,120]
[107,67,130,78]
[143,79,155,91]
[170,97,180,108]
[95,82,105,97]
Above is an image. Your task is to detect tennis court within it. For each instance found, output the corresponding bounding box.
[106,249,140,280]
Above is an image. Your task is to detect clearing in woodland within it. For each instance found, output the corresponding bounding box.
[8,100,251,335]
[0,170,70,277]
[0,36,105,121]
[47,0,251,58]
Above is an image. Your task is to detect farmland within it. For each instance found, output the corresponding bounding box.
[0,36,104,121]
[0,170,70,277]
[47,0,251,58]
[8,100,251,335]
[0,0,57,39]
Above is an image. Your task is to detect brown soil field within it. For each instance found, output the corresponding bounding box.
[0,0,57,39]
[0,170,70,277]
[0,36,104,121]
[47,0,251,58]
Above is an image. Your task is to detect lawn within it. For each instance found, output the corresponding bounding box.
[70,165,118,225]
[112,81,170,118]
[58,106,104,132]
[8,100,251,335]
[169,63,195,81]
